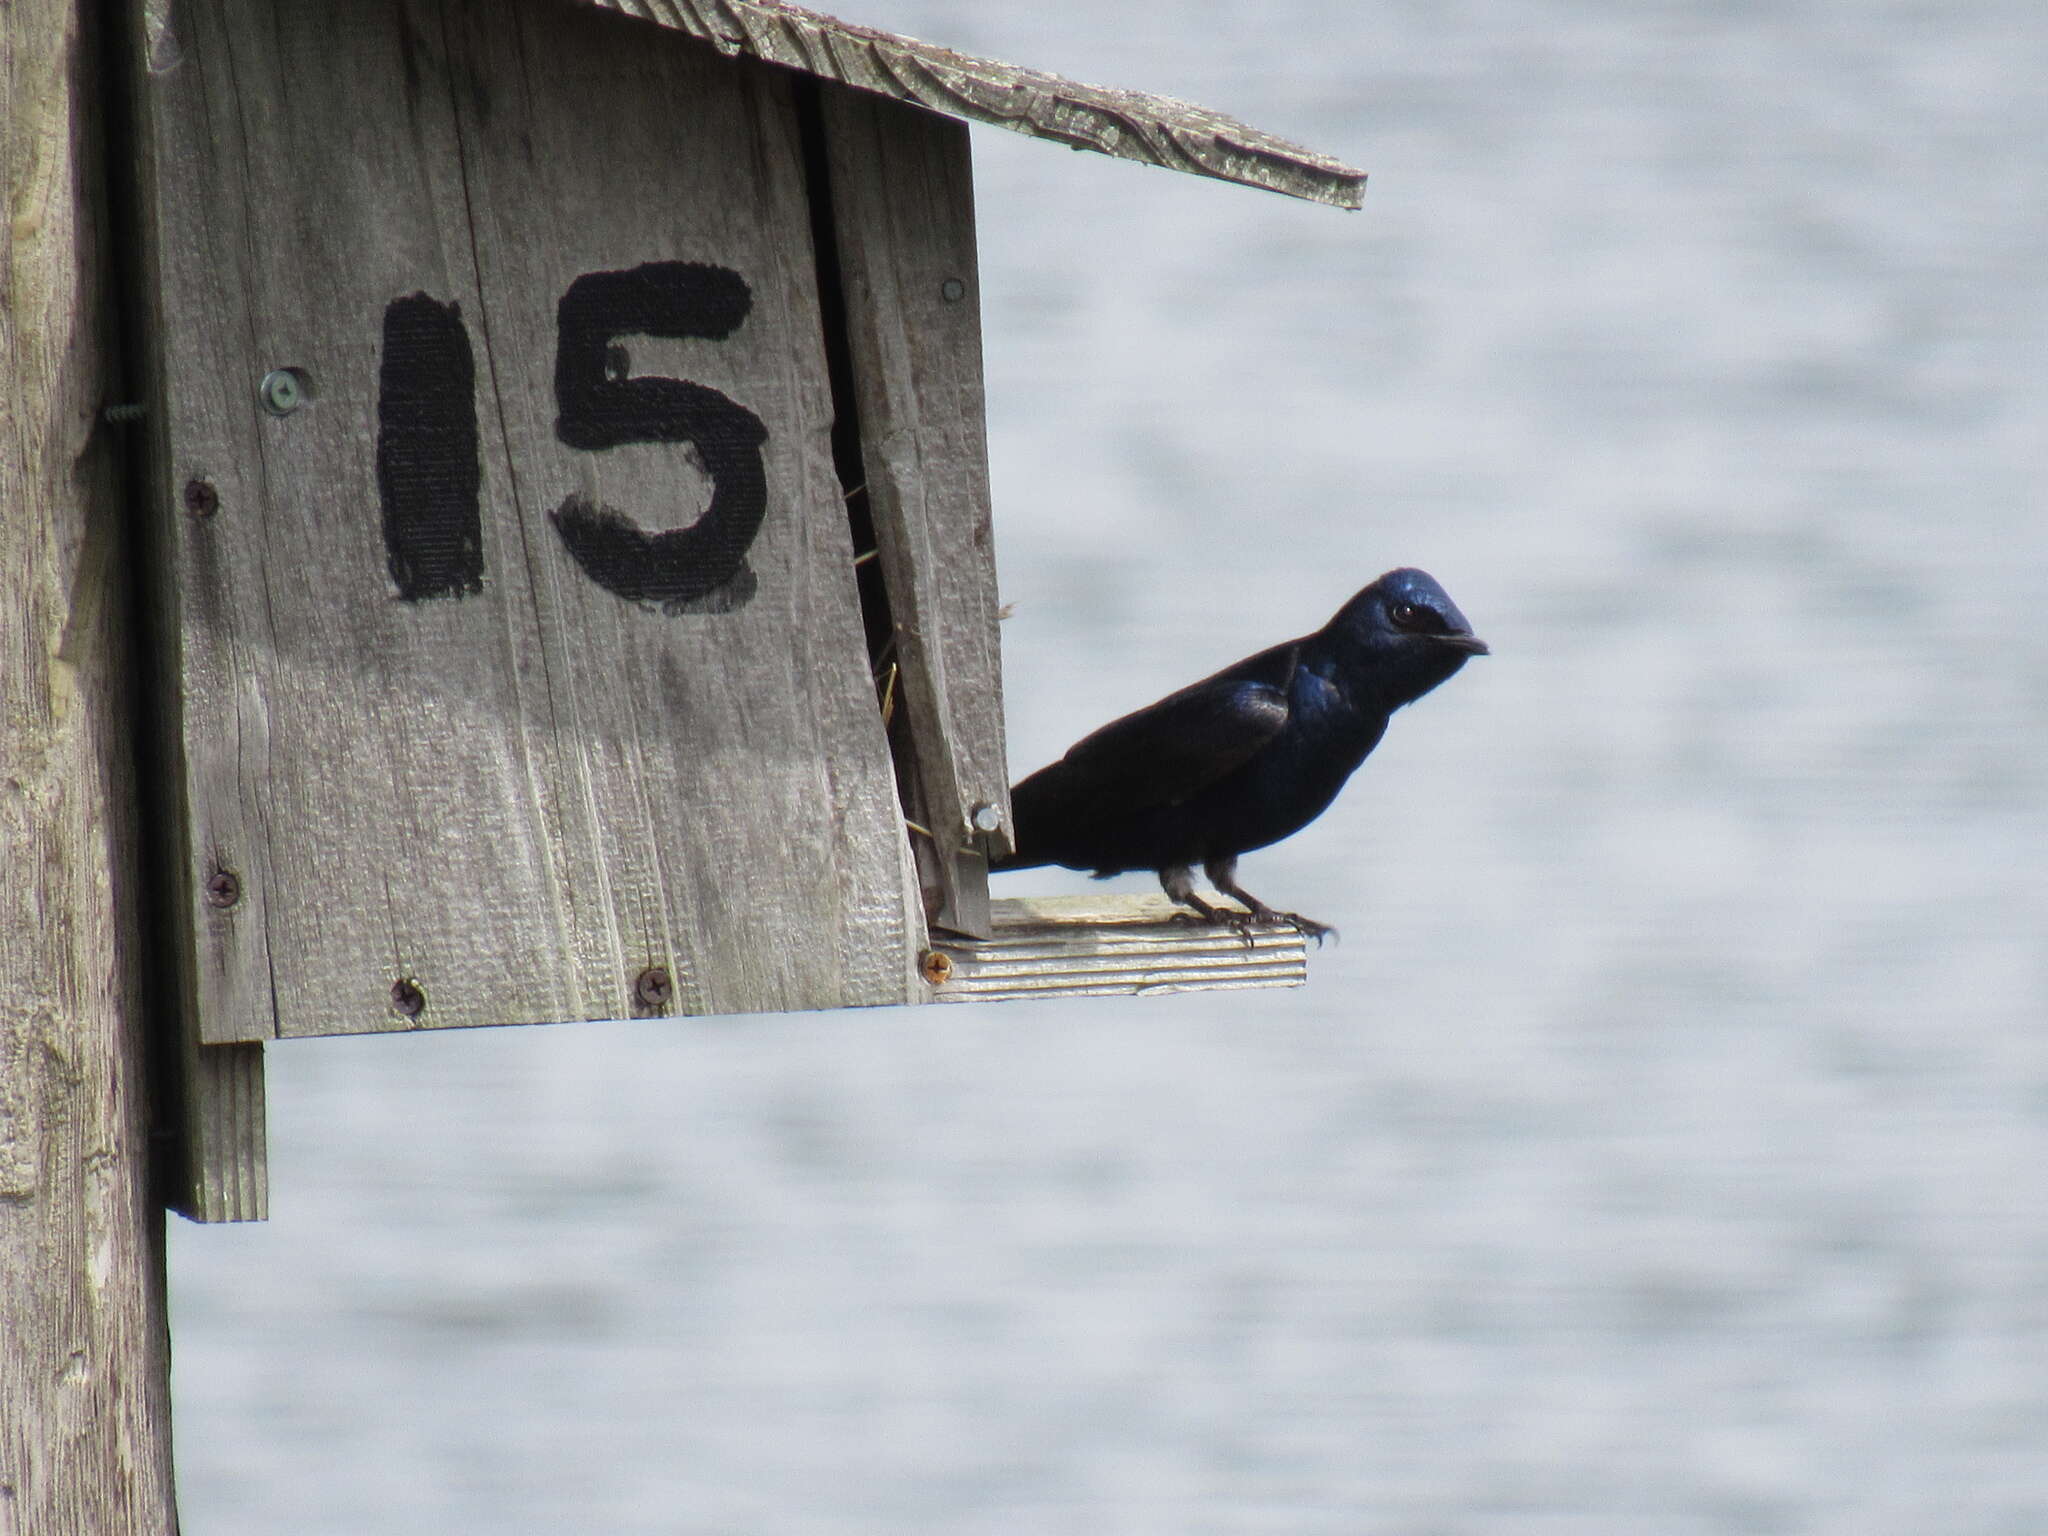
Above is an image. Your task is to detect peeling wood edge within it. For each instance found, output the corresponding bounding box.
[576,0,1366,208]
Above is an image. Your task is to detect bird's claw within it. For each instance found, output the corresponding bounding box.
[1279,913,1336,947]
[1174,904,1334,949]
[1245,906,1335,947]
[1167,905,1258,948]
[1222,911,1261,950]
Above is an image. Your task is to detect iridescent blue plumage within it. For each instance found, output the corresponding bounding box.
[993,568,1487,939]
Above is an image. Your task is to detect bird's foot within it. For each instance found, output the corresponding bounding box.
[1284,913,1336,947]
[1245,905,1335,947]
[1166,901,1258,949]
[1218,909,1262,950]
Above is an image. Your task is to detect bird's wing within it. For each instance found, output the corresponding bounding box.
[1051,669,1293,810]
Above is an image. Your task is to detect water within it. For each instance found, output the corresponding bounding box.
[168,1,2048,1530]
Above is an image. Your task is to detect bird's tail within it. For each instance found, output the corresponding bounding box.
[988,842,1043,873]
[988,781,1046,871]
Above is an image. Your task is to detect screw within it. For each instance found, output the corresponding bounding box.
[103,403,147,425]
[971,802,1003,834]
[183,478,219,518]
[633,966,673,1012]
[390,978,426,1018]
[203,869,241,909]
[940,277,966,302]
[919,949,953,987]
[258,369,303,416]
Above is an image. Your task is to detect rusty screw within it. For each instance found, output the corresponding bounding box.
[390,978,426,1018]
[633,966,673,1012]
[183,478,220,518]
[919,949,953,987]
[203,869,241,909]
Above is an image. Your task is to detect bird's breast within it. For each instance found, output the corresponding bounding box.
[1185,673,1384,856]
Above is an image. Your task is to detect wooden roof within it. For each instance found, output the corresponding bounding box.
[580,0,1367,208]
[136,0,1363,207]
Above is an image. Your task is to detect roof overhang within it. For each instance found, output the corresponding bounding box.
[580,0,1366,208]
[137,0,1363,207]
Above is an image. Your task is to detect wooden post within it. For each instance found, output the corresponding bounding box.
[1,0,181,1527]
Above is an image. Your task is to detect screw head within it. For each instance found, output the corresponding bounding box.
[940,277,966,303]
[971,802,1003,834]
[390,978,426,1018]
[919,949,953,987]
[258,369,303,416]
[203,869,241,909]
[634,966,673,1010]
[183,478,220,518]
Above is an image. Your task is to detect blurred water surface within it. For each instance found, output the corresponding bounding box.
[170,1,2048,1531]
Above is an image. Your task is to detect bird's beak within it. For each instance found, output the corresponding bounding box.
[1435,633,1490,656]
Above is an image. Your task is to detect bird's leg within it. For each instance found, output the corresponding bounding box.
[1159,863,1251,941]
[1203,856,1336,946]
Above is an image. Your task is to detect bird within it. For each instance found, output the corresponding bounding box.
[992,568,1487,941]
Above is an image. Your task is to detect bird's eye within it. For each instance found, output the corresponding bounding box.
[1390,602,1422,629]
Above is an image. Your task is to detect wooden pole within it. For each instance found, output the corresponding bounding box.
[1,0,181,1528]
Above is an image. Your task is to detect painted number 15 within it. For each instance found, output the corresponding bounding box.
[375,260,767,613]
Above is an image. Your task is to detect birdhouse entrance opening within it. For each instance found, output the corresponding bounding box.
[790,81,955,930]
[782,77,1015,941]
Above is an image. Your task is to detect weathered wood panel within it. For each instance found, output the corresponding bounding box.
[173,1044,268,1223]
[0,0,181,1518]
[928,896,1310,1002]
[820,85,1009,936]
[130,0,923,1041]
[119,0,272,1217]
[572,0,1367,208]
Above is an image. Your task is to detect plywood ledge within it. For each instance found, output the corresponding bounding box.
[926,894,1310,1003]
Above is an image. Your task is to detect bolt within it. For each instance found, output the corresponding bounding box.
[390,978,426,1018]
[971,802,1003,834]
[940,277,966,303]
[203,869,241,909]
[633,966,673,1011]
[919,949,953,987]
[183,478,219,518]
[258,368,303,416]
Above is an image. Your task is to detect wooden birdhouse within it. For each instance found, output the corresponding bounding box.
[121,0,1364,1220]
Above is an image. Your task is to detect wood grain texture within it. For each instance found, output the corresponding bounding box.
[820,86,1009,934]
[119,0,273,1218]
[573,0,1366,208]
[129,0,924,1041]
[171,1044,268,1223]
[928,896,1310,1002]
[0,0,181,1522]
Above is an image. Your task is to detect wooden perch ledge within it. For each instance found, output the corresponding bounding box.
[926,895,1312,1003]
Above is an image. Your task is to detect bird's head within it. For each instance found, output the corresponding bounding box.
[1324,568,1489,703]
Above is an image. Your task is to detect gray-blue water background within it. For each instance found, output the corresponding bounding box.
[169,1,2048,1530]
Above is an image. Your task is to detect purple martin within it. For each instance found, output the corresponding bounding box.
[994,568,1487,940]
